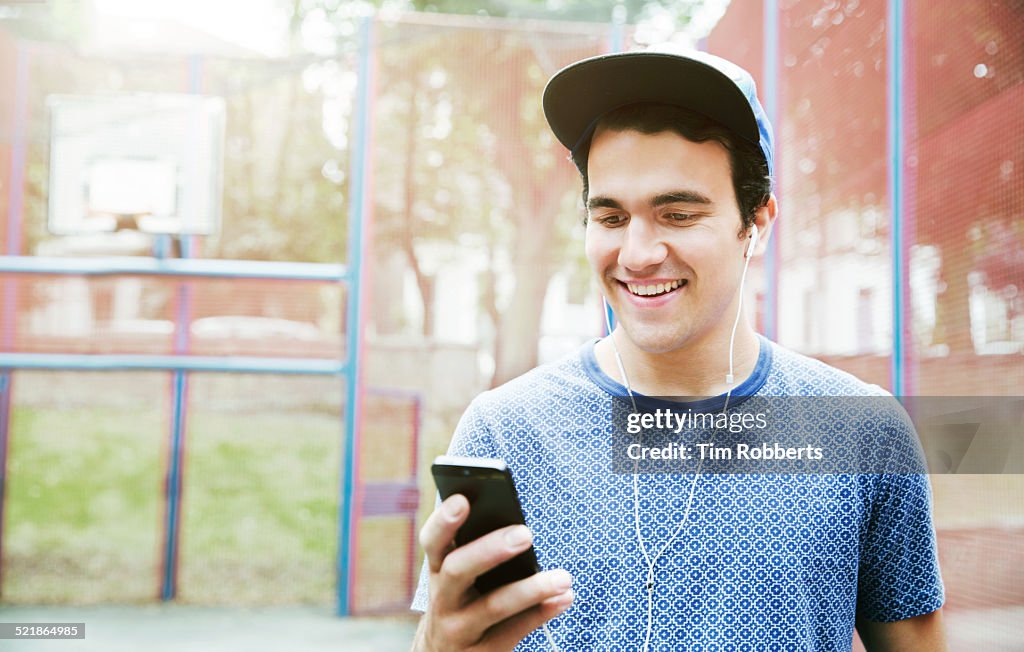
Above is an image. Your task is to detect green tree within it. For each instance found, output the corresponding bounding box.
[284,0,703,383]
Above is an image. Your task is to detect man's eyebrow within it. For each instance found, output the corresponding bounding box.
[586,191,714,212]
[651,191,713,207]
[586,196,623,211]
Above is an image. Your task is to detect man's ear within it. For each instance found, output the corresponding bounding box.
[750,193,778,257]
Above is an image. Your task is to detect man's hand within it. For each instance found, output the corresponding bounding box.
[412,494,574,651]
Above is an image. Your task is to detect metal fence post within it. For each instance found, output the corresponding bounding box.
[159,53,204,601]
[887,0,907,396]
[337,14,374,617]
[0,40,30,597]
[763,0,780,341]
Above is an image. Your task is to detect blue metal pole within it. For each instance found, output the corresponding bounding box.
[0,372,11,596]
[0,41,29,597]
[599,5,625,337]
[0,352,346,375]
[0,255,347,281]
[160,53,204,602]
[602,300,616,336]
[337,14,373,617]
[763,0,780,341]
[887,0,905,395]
[161,370,187,600]
[609,5,625,53]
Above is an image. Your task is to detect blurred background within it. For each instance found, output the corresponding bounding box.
[0,0,1020,650]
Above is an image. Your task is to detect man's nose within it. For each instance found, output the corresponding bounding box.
[617,218,668,271]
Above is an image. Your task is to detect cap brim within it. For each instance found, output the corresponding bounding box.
[542,52,761,156]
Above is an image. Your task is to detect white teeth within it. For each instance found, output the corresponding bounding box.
[626,280,685,296]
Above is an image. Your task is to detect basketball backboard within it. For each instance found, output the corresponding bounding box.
[47,93,225,235]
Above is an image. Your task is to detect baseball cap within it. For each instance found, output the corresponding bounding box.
[542,45,774,178]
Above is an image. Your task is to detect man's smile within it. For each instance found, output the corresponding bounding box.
[620,278,688,298]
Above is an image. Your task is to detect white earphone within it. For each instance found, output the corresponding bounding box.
[744,224,759,259]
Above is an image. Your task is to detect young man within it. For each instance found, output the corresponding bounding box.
[411,48,946,651]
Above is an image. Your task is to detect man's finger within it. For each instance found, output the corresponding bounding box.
[432,524,535,612]
[464,569,573,629]
[483,588,574,650]
[419,494,469,573]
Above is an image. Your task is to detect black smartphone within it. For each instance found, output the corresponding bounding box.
[431,455,539,594]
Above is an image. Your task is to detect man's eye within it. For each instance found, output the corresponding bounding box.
[667,213,696,223]
[596,214,627,226]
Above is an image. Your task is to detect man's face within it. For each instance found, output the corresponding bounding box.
[585,126,750,355]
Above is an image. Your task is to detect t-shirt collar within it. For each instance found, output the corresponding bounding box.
[580,334,773,412]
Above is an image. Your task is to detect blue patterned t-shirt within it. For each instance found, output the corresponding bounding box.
[412,336,944,651]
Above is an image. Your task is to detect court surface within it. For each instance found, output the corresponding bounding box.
[1,604,1021,650]
[0,606,417,651]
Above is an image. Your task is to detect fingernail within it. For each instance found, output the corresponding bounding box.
[552,588,574,607]
[443,498,464,520]
[504,526,532,548]
[550,571,572,593]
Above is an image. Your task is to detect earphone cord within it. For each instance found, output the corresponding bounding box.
[727,246,755,385]
[607,246,755,652]
[614,328,712,652]
[536,240,757,652]
[542,623,560,651]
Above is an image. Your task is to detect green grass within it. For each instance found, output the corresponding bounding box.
[2,395,422,610]
[4,405,164,603]
[176,409,341,605]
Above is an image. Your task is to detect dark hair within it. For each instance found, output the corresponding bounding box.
[571,103,771,229]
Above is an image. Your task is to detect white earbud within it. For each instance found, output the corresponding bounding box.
[728,224,759,385]
[744,224,759,259]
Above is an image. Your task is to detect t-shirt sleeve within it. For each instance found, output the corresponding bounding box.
[856,406,945,621]
[410,396,500,613]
